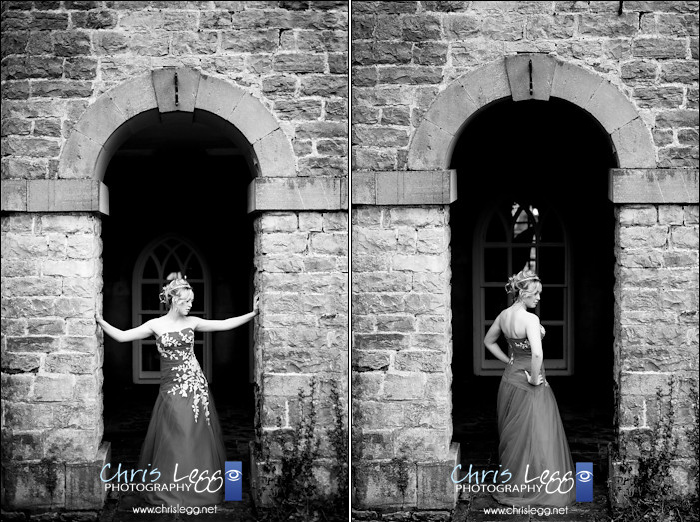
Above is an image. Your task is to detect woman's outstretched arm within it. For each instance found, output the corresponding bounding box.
[190,296,259,333]
[96,315,155,343]
[483,313,510,364]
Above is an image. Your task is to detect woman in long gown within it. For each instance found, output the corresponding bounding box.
[96,275,258,506]
[483,269,576,507]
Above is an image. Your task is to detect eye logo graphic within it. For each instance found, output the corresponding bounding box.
[575,462,593,502]
[225,469,242,482]
[224,461,242,501]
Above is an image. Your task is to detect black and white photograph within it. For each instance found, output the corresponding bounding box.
[1,1,698,521]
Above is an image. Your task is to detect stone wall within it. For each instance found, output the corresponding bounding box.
[254,210,348,500]
[1,213,106,510]
[351,0,698,511]
[1,0,348,512]
[352,206,457,509]
[612,203,699,499]
[351,0,697,170]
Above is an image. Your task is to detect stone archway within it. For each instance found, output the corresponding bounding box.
[1,66,347,512]
[352,54,697,511]
[58,67,296,183]
[407,54,655,172]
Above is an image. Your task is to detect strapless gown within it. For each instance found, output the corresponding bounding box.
[492,337,576,507]
[136,328,225,506]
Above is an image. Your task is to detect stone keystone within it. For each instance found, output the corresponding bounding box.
[505,53,557,102]
[152,67,201,114]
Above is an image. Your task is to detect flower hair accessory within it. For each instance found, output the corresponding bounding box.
[159,273,191,305]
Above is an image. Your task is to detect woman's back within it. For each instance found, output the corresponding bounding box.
[499,306,534,339]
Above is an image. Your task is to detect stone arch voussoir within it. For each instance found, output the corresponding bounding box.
[407,55,656,171]
[58,67,296,181]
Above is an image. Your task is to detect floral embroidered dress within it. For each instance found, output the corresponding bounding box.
[492,337,576,507]
[137,328,225,506]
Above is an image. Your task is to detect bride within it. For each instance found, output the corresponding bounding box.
[96,273,258,506]
[484,269,576,507]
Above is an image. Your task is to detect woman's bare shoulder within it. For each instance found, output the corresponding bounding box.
[524,311,541,326]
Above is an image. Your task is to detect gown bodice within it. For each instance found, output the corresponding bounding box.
[504,337,547,381]
[155,328,211,424]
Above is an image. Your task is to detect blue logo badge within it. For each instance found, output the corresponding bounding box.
[575,462,593,502]
[224,461,243,501]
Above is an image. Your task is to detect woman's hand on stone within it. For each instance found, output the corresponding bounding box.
[252,295,260,314]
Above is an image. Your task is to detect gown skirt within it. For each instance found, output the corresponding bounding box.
[136,328,226,506]
[492,338,576,507]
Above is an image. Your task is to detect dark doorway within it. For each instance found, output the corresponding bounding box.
[100,110,255,495]
[450,98,616,480]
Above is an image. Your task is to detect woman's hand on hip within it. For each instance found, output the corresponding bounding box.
[524,370,543,386]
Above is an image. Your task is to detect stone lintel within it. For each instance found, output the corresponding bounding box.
[247,177,347,212]
[352,170,457,205]
[1,180,110,214]
[609,168,699,204]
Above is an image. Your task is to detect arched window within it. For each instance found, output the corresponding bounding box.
[132,234,212,384]
[473,200,573,375]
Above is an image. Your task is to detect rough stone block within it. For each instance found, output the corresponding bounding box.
[152,66,201,114]
[586,80,638,134]
[417,443,460,510]
[551,59,603,109]
[1,461,66,510]
[353,460,418,509]
[106,72,158,121]
[194,73,245,120]
[384,372,425,400]
[26,180,109,214]
[230,93,280,144]
[393,253,448,273]
[505,53,557,102]
[45,428,100,461]
[0,180,27,211]
[406,120,454,171]
[612,118,657,169]
[618,206,658,226]
[75,95,129,147]
[394,350,446,373]
[253,128,296,178]
[33,374,75,402]
[632,37,687,59]
[65,441,110,510]
[249,177,346,211]
[458,59,511,109]
[57,131,103,180]
[610,169,699,204]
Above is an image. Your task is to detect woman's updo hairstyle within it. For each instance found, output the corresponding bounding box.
[505,269,541,301]
[159,272,193,308]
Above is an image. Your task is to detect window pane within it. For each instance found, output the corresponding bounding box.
[539,287,564,321]
[163,253,184,277]
[142,343,160,371]
[483,248,507,283]
[485,287,507,320]
[511,205,537,243]
[543,324,564,360]
[485,214,506,242]
[539,247,565,284]
[143,256,160,279]
[184,255,203,279]
[512,246,536,274]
